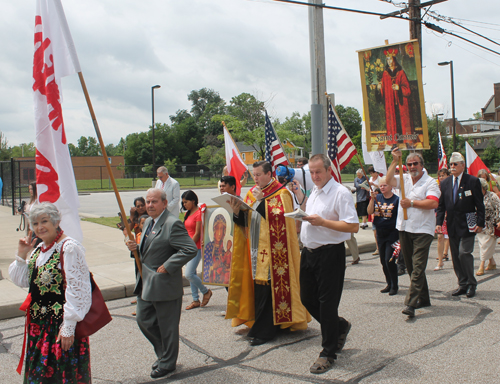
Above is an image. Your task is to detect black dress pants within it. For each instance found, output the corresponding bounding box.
[300,243,348,359]
[248,282,279,341]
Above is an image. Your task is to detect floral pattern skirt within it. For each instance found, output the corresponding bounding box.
[24,316,91,384]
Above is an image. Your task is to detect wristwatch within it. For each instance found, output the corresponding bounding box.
[410,200,414,208]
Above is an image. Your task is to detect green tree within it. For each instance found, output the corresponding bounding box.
[482,139,500,168]
[274,111,311,156]
[197,145,225,166]
[335,104,362,140]
[11,142,36,158]
[212,93,266,159]
[0,131,11,160]
[76,136,100,156]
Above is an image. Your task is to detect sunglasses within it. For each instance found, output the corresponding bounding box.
[449,162,461,167]
[406,161,420,167]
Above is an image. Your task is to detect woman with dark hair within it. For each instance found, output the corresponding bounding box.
[9,202,92,383]
[182,190,212,310]
[28,182,38,210]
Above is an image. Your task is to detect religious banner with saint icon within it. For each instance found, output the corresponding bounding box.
[357,40,429,152]
[202,206,234,286]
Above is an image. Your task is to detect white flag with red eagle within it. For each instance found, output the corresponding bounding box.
[33,0,82,242]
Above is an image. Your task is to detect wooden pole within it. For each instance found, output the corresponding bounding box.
[77,72,142,276]
[398,157,408,220]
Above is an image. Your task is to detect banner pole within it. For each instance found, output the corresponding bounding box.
[77,72,142,276]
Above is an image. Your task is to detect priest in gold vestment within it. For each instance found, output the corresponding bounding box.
[227,161,310,346]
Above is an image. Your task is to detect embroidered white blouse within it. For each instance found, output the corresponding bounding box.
[9,237,92,337]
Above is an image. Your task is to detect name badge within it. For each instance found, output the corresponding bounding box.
[465,190,472,197]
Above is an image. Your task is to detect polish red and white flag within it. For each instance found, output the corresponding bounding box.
[223,124,248,197]
[33,0,82,241]
[465,141,489,177]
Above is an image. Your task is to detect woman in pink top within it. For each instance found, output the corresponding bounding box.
[182,190,212,310]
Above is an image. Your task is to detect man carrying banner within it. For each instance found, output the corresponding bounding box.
[227,160,309,346]
[386,148,440,318]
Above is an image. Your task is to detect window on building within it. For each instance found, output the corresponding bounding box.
[473,125,478,132]
[446,127,450,134]
[242,153,246,161]
[253,151,259,160]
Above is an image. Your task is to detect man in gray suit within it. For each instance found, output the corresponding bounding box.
[126,188,197,379]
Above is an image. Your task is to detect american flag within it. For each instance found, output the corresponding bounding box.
[265,111,289,175]
[438,132,448,170]
[327,102,357,182]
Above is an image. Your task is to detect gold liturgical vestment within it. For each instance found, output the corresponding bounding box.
[226,179,310,330]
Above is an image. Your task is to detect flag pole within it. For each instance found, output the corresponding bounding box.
[53,0,141,276]
[222,121,255,183]
[77,73,142,276]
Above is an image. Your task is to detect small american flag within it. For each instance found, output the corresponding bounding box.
[438,132,448,170]
[327,102,357,182]
[265,111,289,175]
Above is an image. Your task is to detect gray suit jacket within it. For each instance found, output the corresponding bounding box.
[134,209,197,301]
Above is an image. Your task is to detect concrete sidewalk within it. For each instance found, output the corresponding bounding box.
[0,205,376,320]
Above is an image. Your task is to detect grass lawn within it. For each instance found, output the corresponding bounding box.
[76,177,219,192]
[82,212,186,228]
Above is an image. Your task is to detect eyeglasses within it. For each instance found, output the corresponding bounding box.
[406,161,420,167]
[449,162,461,166]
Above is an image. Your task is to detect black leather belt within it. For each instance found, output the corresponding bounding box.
[304,243,337,253]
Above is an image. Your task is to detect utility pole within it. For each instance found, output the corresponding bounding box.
[408,0,422,61]
[308,0,328,156]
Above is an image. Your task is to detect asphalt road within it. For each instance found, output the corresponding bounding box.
[2,241,500,383]
[78,184,357,218]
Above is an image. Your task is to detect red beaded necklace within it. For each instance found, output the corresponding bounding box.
[41,230,64,253]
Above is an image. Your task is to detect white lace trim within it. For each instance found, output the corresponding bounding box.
[57,238,92,327]
[60,321,76,337]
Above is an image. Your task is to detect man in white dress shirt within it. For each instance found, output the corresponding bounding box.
[292,154,359,374]
[386,149,441,318]
[155,166,180,217]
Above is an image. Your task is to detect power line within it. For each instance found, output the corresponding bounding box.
[268,0,408,19]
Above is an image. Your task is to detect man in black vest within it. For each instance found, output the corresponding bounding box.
[436,152,485,298]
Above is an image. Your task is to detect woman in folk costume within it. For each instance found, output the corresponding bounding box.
[227,161,310,346]
[9,202,92,383]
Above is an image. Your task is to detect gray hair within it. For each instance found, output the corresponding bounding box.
[356,168,363,175]
[309,154,332,171]
[29,202,61,227]
[479,177,489,191]
[477,169,490,181]
[406,152,424,166]
[146,188,167,201]
[157,166,168,175]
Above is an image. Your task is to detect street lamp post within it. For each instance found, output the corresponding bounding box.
[151,85,161,180]
[435,112,444,134]
[438,61,456,152]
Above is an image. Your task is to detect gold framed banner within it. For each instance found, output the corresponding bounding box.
[201,205,234,286]
[357,40,429,151]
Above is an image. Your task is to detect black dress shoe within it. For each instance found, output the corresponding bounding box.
[152,361,159,370]
[451,287,467,296]
[389,288,398,296]
[150,367,174,379]
[466,285,476,298]
[380,286,391,293]
[249,338,268,346]
[397,268,406,276]
[402,306,415,317]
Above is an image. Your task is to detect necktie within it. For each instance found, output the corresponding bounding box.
[141,220,154,252]
[453,177,458,203]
